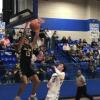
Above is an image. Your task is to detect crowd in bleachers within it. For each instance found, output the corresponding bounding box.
[0,28,100,84]
[57,36,100,78]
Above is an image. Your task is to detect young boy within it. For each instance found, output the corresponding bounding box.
[45,63,65,100]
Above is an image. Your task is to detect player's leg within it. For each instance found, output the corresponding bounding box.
[75,87,82,100]
[15,75,28,100]
[28,74,40,100]
[83,85,93,100]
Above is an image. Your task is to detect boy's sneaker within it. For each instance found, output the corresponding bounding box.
[28,94,37,100]
[14,96,21,100]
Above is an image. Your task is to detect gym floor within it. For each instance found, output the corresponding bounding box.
[63,97,100,100]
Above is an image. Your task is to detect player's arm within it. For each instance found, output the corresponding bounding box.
[47,76,53,89]
[47,80,51,89]
[30,19,41,49]
[54,67,65,80]
[31,32,39,49]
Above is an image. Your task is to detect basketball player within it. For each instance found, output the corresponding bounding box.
[45,63,65,100]
[75,70,93,100]
[15,19,42,100]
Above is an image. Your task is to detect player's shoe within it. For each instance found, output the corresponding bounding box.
[28,94,37,100]
[14,96,21,100]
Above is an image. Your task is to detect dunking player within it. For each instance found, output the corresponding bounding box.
[45,63,66,100]
[15,19,42,100]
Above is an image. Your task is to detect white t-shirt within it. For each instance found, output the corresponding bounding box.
[76,75,86,87]
[46,71,65,98]
[63,44,70,51]
[46,30,53,38]
[73,44,77,51]
[37,38,44,47]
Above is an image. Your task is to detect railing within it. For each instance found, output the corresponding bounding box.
[0,62,100,85]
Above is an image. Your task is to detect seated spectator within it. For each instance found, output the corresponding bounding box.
[1,35,10,48]
[78,38,82,44]
[33,48,40,56]
[67,36,72,44]
[88,56,96,78]
[94,51,100,67]
[72,44,77,51]
[77,50,84,61]
[89,50,94,56]
[35,51,45,63]
[39,45,47,53]
[31,54,37,64]
[97,38,100,47]
[98,50,100,55]
[83,39,87,46]
[37,37,44,48]
[63,43,71,51]
[0,60,6,83]
[82,54,89,62]
[0,41,5,50]
[91,39,98,48]
[77,42,83,50]
[61,36,68,44]
[0,60,6,76]
[13,32,20,43]
[45,51,56,64]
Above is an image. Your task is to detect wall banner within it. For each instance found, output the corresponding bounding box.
[89,19,99,40]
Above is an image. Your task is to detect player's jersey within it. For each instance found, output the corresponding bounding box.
[46,72,65,98]
[20,44,32,63]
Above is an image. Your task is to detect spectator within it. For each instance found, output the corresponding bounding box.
[83,39,87,46]
[75,70,93,100]
[78,50,84,62]
[1,35,10,48]
[36,51,45,63]
[8,29,15,43]
[45,51,56,65]
[0,60,6,83]
[88,56,96,78]
[97,38,100,47]
[45,29,53,49]
[61,36,68,44]
[68,36,72,44]
[0,41,5,50]
[51,31,58,50]
[78,39,82,44]
[37,37,44,48]
[72,44,77,51]
[91,39,97,48]
[63,43,71,52]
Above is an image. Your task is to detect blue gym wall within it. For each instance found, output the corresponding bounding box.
[41,18,100,32]
[0,79,100,100]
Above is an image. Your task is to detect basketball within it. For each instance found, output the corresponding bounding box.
[30,19,41,33]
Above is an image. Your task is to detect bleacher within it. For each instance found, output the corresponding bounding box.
[54,39,100,79]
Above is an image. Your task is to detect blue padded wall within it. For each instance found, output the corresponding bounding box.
[0,79,100,100]
[41,18,100,32]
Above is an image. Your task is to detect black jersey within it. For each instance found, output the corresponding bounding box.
[20,44,36,77]
[20,43,32,63]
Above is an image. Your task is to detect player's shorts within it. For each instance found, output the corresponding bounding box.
[20,62,36,77]
[45,93,59,100]
[45,96,58,100]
